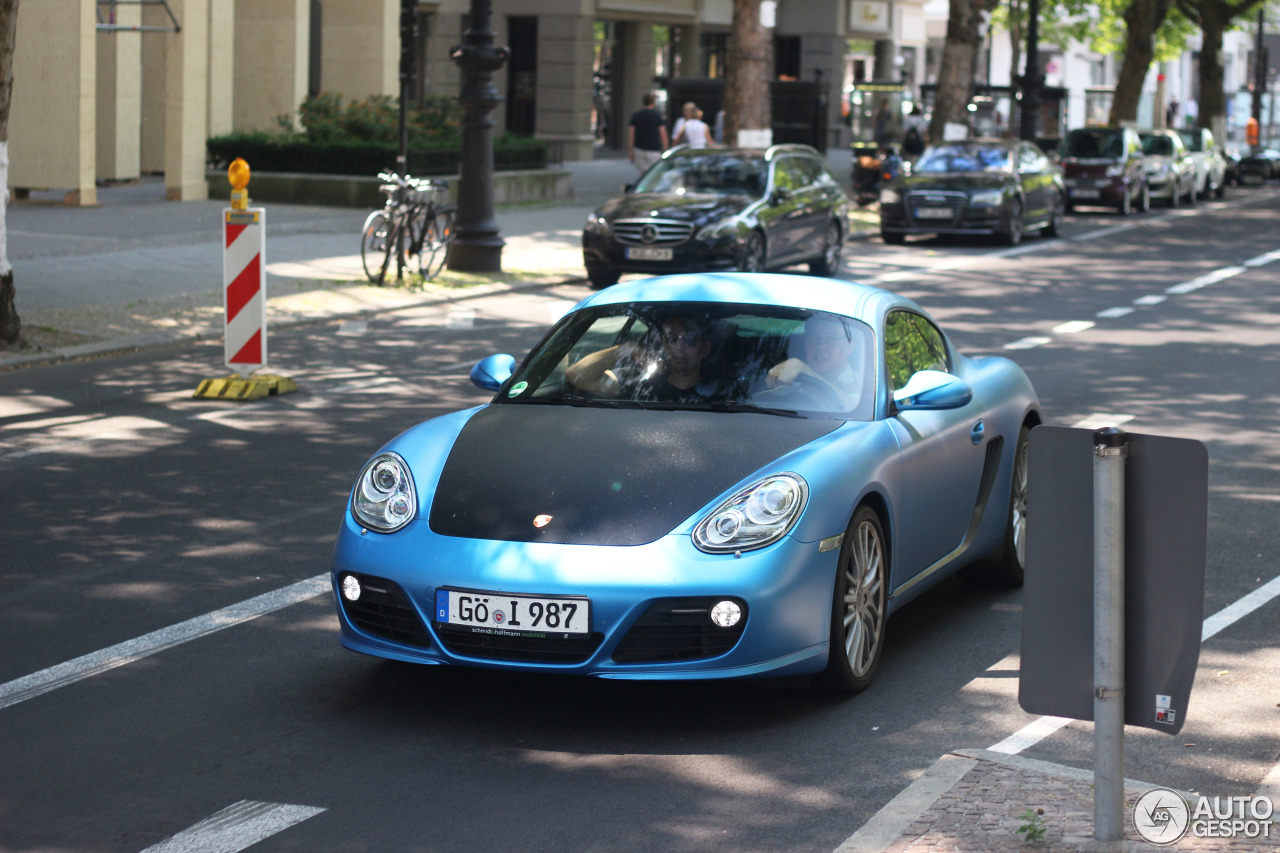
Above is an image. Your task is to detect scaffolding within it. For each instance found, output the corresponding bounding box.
[96,0,180,34]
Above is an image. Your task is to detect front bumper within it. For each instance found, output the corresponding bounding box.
[582,231,741,276]
[331,511,835,680]
[880,201,1005,235]
[1064,177,1129,206]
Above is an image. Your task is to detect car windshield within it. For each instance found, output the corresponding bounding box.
[633,153,768,196]
[1141,135,1174,156]
[914,145,1011,173]
[1063,130,1124,159]
[498,301,877,420]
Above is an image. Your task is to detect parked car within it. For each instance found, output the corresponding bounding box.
[581,144,851,289]
[1237,147,1280,184]
[330,273,1041,693]
[1139,130,1198,206]
[1059,126,1150,214]
[1176,127,1228,199]
[878,139,1065,246]
[1223,146,1244,185]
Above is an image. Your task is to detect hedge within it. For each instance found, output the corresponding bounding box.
[206,134,548,177]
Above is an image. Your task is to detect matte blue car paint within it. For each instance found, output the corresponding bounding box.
[332,273,1041,682]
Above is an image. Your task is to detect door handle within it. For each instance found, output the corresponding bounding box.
[970,421,985,445]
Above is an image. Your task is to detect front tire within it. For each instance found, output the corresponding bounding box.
[960,424,1030,587]
[1118,186,1133,216]
[817,505,888,694]
[881,231,906,245]
[809,220,844,276]
[360,211,392,284]
[1042,194,1065,238]
[1001,199,1023,246]
[586,266,621,290]
[738,231,766,273]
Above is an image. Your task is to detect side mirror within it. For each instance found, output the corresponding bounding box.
[624,183,636,193]
[893,369,973,411]
[470,354,516,391]
[773,187,793,203]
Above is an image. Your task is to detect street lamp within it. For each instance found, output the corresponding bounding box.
[448,0,509,272]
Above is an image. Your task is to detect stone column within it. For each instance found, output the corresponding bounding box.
[534,13,596,162]
[97,1,142,182]
[322,0,398,98]
[234,0,309,131]
[8,0,97,205]
[165,0,210,200]
[207,1,235,137]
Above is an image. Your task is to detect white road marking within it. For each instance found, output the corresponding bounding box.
[987,576,1280,756]
[1243,248,1280,267]
[1069,413,1135,430]
[1166,265,1247,294]
[0,575,329,710]
[1003,336,1052,350]
[446,308,476,328]
[139,800,326,853]
[337,320,368,336]
[1133,294,1167,305]
[1097,307,1134,319]
[1052,320,1096,335]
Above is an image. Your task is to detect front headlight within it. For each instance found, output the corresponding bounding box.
[969,189,1004,206]
[351,452,417,533]
[584,212,611,236]
[1105,164,1125,178]
[879,188,900,204]
[696,216,741,242]
[692,473,808,553]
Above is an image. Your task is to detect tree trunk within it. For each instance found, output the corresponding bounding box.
[723,0,771,146]
[1007,0,1024,135]
[929,0,984,145]
[0,0,18,346]
[1108,0,1172,125]
[1197,3,1228,131]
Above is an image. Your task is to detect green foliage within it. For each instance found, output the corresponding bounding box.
[211,93,544,176]
[1015,808,1047,843]
[993,0,1196,61]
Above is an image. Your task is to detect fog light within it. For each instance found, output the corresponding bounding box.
[341,575,362,602]
[710,600,742,628]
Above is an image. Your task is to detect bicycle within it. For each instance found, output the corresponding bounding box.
[360,172,457,284]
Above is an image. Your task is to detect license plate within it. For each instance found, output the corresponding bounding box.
[1071,188,1101,199]
[625,247,673,261]
[914,207,952,219]
[435,588,590,635]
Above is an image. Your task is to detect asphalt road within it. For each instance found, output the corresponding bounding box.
[2,188,1278,853]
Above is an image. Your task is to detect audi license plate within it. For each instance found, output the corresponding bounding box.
[914,207,952,219]
[626,247,673,261]
[1071,188,1101,199]
[435,588,590,635]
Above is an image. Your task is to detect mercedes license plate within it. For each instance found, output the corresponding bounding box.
[1071,188,1101,199]
[626,247,673,261]
[435,588,590,635]
[914,207,952,219]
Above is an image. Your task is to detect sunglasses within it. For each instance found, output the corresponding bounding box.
[662,333,702,347]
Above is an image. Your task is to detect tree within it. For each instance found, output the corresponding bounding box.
[1175,0,1266,133]
[1107,0,1176,122]
[722,0,770,147]
[0,0,18,346]
[930,0,988,144]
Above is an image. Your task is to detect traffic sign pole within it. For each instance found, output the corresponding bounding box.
[1093,427,1129,842]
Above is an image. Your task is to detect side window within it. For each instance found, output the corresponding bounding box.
[884,311,951,392]
[773,158,806,192]
[1018,145,1039,173]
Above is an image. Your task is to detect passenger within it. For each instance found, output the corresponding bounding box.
[765,315,862,408]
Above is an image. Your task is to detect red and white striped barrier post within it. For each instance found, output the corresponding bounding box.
[193,159,295,400]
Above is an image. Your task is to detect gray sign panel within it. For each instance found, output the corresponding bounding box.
[1019,426,1207,734]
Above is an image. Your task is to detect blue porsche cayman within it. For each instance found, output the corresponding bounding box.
[331,273,1040,693]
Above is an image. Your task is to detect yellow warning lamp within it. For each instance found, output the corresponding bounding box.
[228,158,251,210]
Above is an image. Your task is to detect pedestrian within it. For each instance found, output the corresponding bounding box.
[902,105,926,159]
[628,92,669,174]
[872,99,893,147]
[671,102,698,146]
[674,106,712,149]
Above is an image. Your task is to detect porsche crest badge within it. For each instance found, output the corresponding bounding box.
[532,514,553,528]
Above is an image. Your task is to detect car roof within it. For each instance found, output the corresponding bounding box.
[572,273,921,327]
[662,144,823,162]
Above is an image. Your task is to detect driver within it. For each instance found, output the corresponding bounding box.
[565,315,715,402]
[765,315,862,408]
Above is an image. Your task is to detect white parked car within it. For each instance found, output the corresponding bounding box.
[1139,130,1197,206]
[1177,127,1228,199]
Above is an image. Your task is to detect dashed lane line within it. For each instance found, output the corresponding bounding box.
[139,800,327,853]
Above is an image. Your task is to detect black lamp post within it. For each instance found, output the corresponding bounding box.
[448,1,509,272]
[1019,0,1043,142]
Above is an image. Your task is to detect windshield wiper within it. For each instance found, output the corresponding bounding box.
[699,400,805,418]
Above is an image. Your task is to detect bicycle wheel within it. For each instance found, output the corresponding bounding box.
[421,207,456,280]
[360,210,392,283]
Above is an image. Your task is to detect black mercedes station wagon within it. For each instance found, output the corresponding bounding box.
[581,144,852,289]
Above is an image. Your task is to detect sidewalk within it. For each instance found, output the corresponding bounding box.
[2,149,875,369]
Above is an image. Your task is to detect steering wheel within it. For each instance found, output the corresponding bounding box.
[792,373,846,410]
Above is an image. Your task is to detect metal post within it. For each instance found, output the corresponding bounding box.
[394,0,416,282]
[1254,5,1266,146]
[1093,426,1128,842]
[447,0,509,272]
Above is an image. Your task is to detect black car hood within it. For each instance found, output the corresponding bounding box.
[900,173,1012,192]
[428,405,837,546]
[597,193,754,226]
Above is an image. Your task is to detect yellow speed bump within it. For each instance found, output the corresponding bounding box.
[193,373,298,401]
